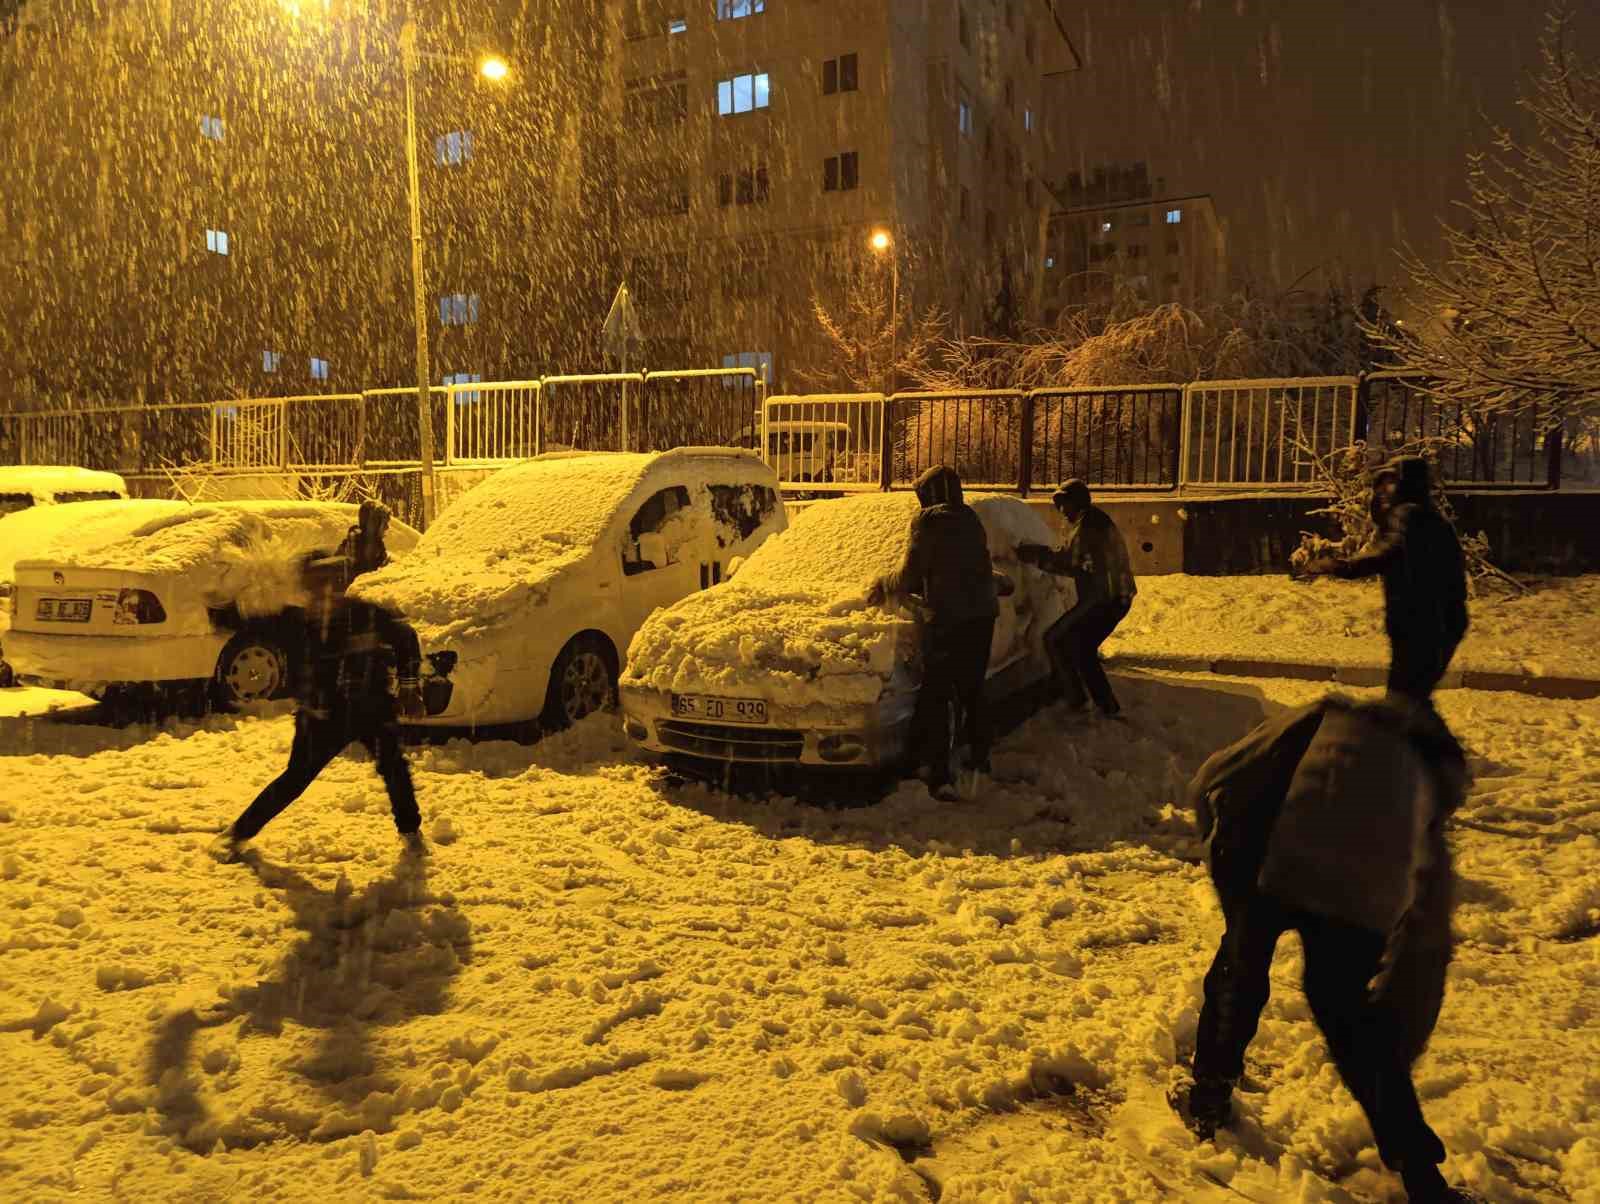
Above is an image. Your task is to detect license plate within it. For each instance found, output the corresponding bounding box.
[671,694,768,725]
[36,597,93,623]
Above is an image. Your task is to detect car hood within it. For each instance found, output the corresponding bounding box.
[622,582,915,715]
[352,539,587,647]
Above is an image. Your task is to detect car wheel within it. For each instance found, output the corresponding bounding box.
[214,632,291,708]
[542,634,617,731]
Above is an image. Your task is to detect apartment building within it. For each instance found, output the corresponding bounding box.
[1041,164,1228,319]
[0,1,612,408]
[606,0,1080,390]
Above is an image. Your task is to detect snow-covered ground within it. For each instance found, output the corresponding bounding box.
[0,685,96,720]
[2,671,1596,1202]
[1108,575,1600,681]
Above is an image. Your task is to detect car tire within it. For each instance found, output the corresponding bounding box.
[541,634,617,732]
[213,631,292,709]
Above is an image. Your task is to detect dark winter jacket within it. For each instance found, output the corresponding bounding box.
[294,595,423,718]
[880,467,1001,625]
[1333,457,1468,647]
[1189,693,1465,1059]
[1029,505,1137,610]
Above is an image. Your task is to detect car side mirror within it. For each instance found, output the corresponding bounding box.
[636,532,669,569]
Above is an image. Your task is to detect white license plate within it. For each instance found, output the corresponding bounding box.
[671,694,769,725]
[36,597,93,623]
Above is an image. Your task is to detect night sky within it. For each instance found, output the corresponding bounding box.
[1049,0,1592,295]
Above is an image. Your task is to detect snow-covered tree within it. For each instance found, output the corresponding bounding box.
[1371,6,1600,429]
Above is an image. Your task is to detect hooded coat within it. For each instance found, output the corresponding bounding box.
[1333,457,1468,649]
[1189,693,1465,1060]
[879,466,1000,625]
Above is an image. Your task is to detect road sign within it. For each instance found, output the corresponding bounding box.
[602,282,643,361]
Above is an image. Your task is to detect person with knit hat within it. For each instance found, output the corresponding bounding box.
[1016,479,1138,716]
[868,465,1012,799]
[1304,456,1468,702]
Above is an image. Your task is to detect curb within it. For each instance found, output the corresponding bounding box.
[1108,654,1600,701]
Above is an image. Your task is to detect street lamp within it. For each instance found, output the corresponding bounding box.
[869,227,898,396]
[398,21,509,526]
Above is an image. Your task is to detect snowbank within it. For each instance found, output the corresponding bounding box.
[1108,574,1600,680]
[0,672,1594,1200]
[623,494,1071,714]
[0,465,126,504]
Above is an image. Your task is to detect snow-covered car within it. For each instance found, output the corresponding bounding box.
[619,492,1073,772]
[0,467,131,685]
[350,449,787,730]
[4,499,418,707]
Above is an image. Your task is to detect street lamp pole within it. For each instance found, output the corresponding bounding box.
[889,248,899,397]
[399,20,437,528]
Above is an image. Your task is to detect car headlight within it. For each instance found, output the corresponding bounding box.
[114,589,166,625]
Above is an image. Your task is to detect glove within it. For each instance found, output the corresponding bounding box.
[397,677,426,718]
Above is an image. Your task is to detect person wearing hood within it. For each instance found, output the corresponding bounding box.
[212,547,429,863]
[1016,479,1138,716]
[868,466,1011,799]
[1171,693,1479,1203]
[1305,457,1468,702]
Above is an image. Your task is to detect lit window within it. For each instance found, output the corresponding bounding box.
[716,0,764,18]
[721,351,772,384]
[668,16,687,33]
[205,228,230,255]
[435,130,475,166]
[1101,220,1113,233]
[1045,256,1055,269]
[200,115,224,141]
[262,349,281,373]
[310,357,330,381]
[1024,108,1034,132]
[717,71,770,115]
[438,293,482,325]
[1166,208,1183,224]
[958,96,973,135]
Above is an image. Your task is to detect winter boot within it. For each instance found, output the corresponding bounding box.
[931,782,962,803]
[208,829,249,865]
[1399,1161,1488,1203]
[399,829,429,858]
[1168,1074,1236,1142]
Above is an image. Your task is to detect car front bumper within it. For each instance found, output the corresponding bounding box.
[619,684,916,770]
[4,629,226,692]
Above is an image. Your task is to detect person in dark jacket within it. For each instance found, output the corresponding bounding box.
[868,466,1010,799]
[1017,479,1137,716]
[212,550,428,862]
[1304,457,1468,702]
[1172,694,1480,1204]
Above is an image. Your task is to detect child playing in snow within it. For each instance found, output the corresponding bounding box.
[212,547,428,863]
[1172,694,1482,1203]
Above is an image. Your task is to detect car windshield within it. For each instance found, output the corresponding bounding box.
[734,492,920,597]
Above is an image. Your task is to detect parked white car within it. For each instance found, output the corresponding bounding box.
[619,491,1072,772]
[350,449,787,730]
[5,499,418,707]
[736,419,853,483]
[0,467,130,685]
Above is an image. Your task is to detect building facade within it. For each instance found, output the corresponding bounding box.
[1041,164,1228,320]
[605,0,1080,390]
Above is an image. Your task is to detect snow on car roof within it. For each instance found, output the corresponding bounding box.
[10,498,371,576]
[0,465,127,501]
[736,492,923,597]
[352,449,769,641]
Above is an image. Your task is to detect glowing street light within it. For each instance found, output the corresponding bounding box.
[869,227,898,400]
[398,21,510,526]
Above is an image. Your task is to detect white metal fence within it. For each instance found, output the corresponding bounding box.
[1180,377,1361,489]
[759,394,886,490]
